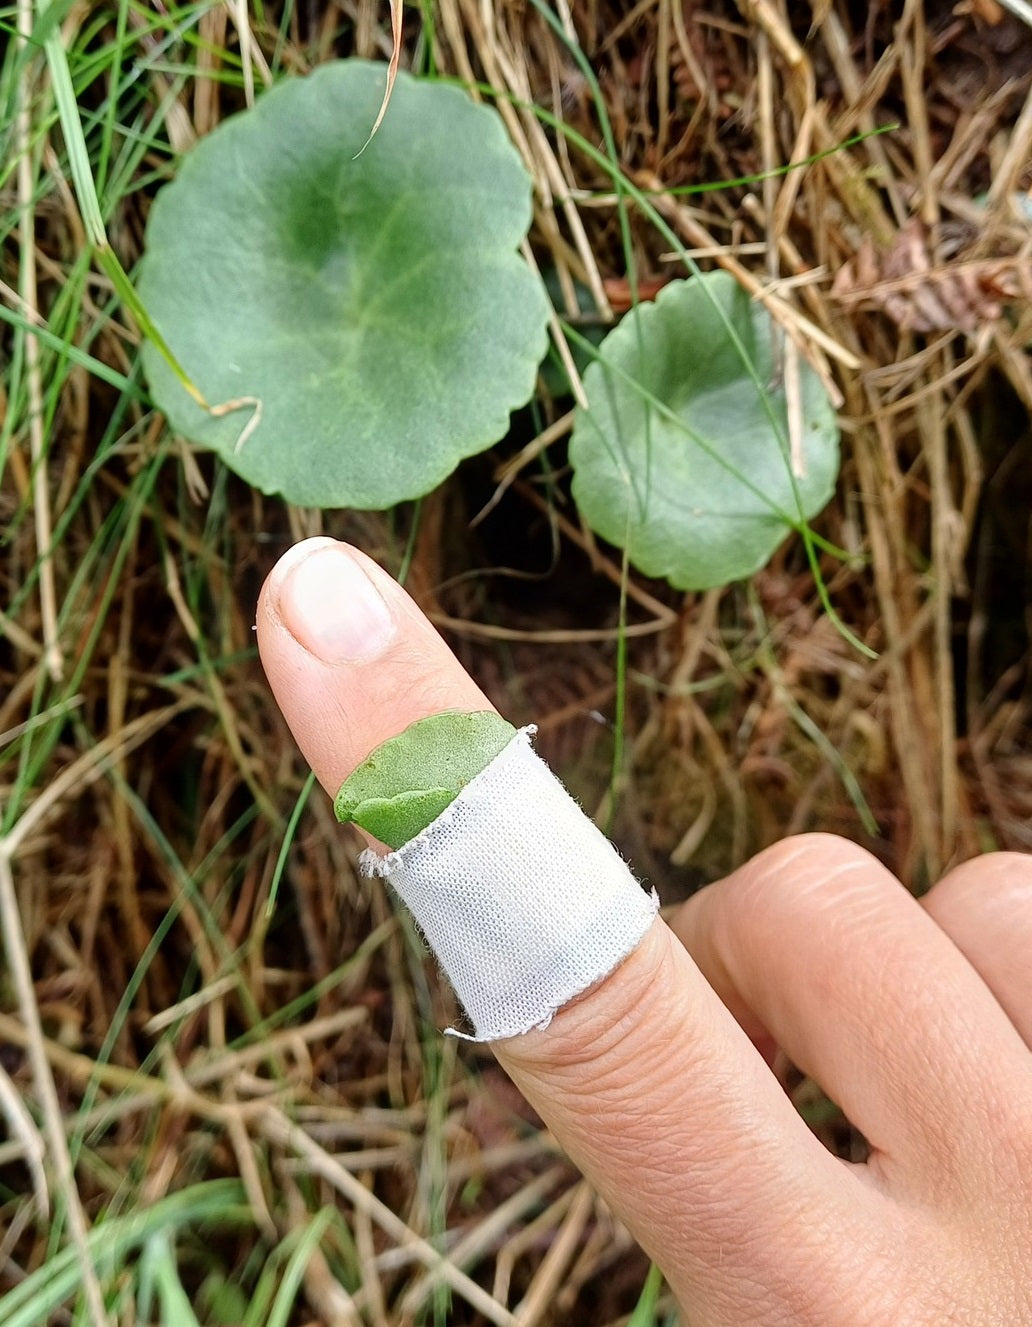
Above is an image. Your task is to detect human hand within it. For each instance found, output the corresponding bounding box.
[257,537,1032,1326]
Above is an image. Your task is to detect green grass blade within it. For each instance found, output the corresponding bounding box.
[38,0,207,405]
[140,1232,204,1327]
[627,1263,665,1326]
[0,1181,249,1327]
[265,1208,336,1327]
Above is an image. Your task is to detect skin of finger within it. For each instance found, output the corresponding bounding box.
[491,928,899,1321]
[922,853,1032,1047]
[256,541,875,1322]
[256,539,492,803]
[666,835,1032,1206]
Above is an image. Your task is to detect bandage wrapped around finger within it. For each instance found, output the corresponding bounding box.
[339,717,659,1042]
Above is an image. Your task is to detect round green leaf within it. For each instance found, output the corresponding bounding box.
[569,272,840,589]
[138,61,550,509]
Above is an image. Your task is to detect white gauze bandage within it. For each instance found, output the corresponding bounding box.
[360,726,659,1041]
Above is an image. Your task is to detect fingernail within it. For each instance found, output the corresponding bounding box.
[274,541,398,663]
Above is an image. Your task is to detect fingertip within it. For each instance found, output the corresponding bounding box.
[259,538,405,662]
[923,853,1032,1045]
[256,538,491,798]
[923,852,1032,922]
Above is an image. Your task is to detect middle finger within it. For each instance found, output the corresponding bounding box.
[668,834,1032,1199]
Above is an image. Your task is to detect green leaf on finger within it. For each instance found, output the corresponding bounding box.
[334,711,516,849]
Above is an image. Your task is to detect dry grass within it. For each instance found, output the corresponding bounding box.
[2,0,1031,1321]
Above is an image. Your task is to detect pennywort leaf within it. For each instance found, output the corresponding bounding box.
[138,61,550,508]
[569,272,840,590]
[335,711,516,849]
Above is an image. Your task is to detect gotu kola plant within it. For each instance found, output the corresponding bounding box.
[568,271,840,591]
[138,60,551,508]
[139,60,840,590]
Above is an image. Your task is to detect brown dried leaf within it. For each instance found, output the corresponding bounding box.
[831,218,1022,333]
[602,274,670,311]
